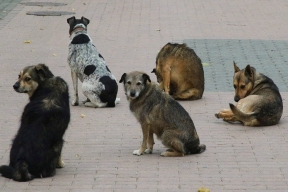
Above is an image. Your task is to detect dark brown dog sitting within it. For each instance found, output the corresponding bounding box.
[215,62,283,126]
[0,64,70,181]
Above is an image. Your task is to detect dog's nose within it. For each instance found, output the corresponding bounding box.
[234,96,240,102]
[13,82,20,90]
[130,91,136,97]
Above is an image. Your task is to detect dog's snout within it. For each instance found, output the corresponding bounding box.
[234,96,240,102]
[13,82,20,90]
[130,91,136,97]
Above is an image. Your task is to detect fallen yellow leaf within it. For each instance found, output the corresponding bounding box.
[202,62,210,66]
[198,187,210,192]
[24,40,31,44]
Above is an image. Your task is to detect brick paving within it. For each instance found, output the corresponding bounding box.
[0,0,288,191]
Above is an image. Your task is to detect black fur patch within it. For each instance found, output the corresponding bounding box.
[99,76,118,107]
[84,65,96,76]
[106,66,111,73]
[99,53,104,60]
[71,34,90,44]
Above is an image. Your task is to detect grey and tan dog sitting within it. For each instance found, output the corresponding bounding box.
[0,64,70,181]
[67,16,120,107]
[119,71,206,157]
[215,62,283,126]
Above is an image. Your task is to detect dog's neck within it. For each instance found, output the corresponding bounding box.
[70,27,86,36]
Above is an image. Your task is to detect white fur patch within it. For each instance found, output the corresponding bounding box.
[133,149,142,156]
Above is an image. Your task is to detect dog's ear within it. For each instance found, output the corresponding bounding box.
[142,74,151,84]
[67,16,75,25]
[119,73,127,83]
[151,68,156,73]
[35,64,54,81]
[244,65,254,79]
[233,61,240,73]
[81,16,90,26]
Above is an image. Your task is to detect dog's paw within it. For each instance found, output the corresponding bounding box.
[85,102,107,108]
[115,98,120,105]
[133,150,143,156]
[84,102,97,107]
[82,98,90,104]
[71,99,79,106]
[57,160,65,168]
[144,148,153,154]
[160,152,167,156]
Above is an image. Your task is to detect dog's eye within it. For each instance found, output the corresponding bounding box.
[240,85,245,89]
[25,77,31,81]
[136,82,142,85]
[127,81,131,85]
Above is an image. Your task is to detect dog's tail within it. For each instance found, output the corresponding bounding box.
[0,165,14,179]
[197,144,206,154]
[190,144,206,154]
[229,103,257,122]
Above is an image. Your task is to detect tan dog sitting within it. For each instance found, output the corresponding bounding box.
[152,43,204,100]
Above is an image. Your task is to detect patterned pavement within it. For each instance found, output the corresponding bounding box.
[184,39,288,92]
[0,0,287,191]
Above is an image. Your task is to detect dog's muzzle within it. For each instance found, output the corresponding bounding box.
[234,96,240,102]
[127,90,138,99]
[13,82,27,93]
[13,82,20,91]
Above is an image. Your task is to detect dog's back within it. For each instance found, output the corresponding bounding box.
[68,31,110,79]
[154,43,204,100]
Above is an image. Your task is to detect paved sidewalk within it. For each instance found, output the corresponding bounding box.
[0,0,288,191]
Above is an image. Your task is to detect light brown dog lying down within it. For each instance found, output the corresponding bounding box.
[215,62,283,126]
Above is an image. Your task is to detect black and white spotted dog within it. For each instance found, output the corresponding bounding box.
[67,16,120,108]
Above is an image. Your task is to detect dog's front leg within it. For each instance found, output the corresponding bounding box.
[133,124,150,156]
[162,65,171,94]
[71,71,79,106]
[144,129,154,154]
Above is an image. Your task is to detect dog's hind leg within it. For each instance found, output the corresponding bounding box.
[83,93,107,108]
[160,139,185,157]
[115,98,120,105]
[215,108,239,122]
[54,141,65,168]
[82,98,90,104]
[57,155,65,168]
[13,161,34,181]
[173,88,201,100]
[160,132,185,157]
[85,100,107,108]
[71,71,79,106]
[40,155,57,178]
